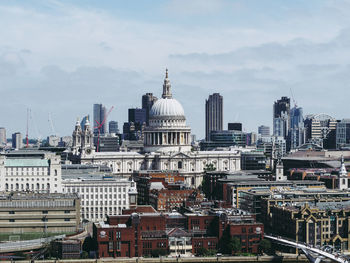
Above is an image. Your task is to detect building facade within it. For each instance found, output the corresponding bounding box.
[93,104,107,135]
[258,125,270,138]
[0,127,6,145]
[62,176,137,222]
[336,119,350,149]
[0,151,62,193]
[205,93,223,141]
[12,132,22,149]
[0,192,80,234]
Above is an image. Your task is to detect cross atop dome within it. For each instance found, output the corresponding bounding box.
[162,68,172,99]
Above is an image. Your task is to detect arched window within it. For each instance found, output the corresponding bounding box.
[54,170,57,176]
[5,183,8,191]
[178,161,183,169]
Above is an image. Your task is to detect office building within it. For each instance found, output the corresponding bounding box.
[205,93,223,141]
[336,119,350,149]
[128,108,146,124]
[258,125,270,137]
[93,104,107,135]
[109,121,119,134]
[80,115,90,130]
[97,134,120,152]
[0,150,62,193]
[0,192,80,234]
[304,114,337,149]
[228,122,242,131]
[0,127,6,145]
[290,106,305,149]
[62,176,137,222]
[200,130,247,150]
[273,97,290,140]
[142,93,158,125]
[11,132,22,150]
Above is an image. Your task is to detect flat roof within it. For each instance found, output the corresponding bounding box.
[4,159,49,167]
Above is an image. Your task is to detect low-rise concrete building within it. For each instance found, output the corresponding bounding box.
[0,192,80,234]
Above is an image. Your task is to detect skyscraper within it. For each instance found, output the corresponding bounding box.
[0,127,6,145]
[93,104,107,135]
[205,93,223,141]
[273,97,290,140]
[258,125,270,137]
[142,93,158,125]
[336,119,350,149]
[290,106,305,149]
[128,108,146,124]
[12,132,22,149]
[109,121,119,134]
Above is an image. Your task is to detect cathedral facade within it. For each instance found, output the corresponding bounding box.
[73,70,240,187]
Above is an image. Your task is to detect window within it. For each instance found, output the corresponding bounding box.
[42,211,48,214]
[9,219,15,222]
[64,218,71,221]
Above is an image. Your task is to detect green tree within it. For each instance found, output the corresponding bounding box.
[259,239,271,254]
[230,237,241,255]
[204,163,216,172]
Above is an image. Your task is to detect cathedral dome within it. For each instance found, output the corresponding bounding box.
[150,98,185,117]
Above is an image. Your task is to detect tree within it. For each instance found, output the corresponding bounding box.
[204,163,216,172]
[259,239,271,254]
[230,237,241,255]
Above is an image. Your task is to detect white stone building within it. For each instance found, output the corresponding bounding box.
[73,70,241,187]
[0,151,62,193]
[62,176,137,222]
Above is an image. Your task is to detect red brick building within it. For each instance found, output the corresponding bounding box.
[93,207,168,258]
[93,206,264,258]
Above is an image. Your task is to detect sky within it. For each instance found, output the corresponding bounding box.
[1,0,350,140]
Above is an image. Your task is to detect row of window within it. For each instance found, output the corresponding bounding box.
[5,183,58,191]
[6,178,57,181]
[80,194,126,200]
[81,200,127,206]
[65,186,127,193]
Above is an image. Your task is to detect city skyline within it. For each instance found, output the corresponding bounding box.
[1,0,350,138]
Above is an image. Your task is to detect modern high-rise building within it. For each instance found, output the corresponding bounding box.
[142,93,158,125]
[109,121,119,134]
[336,119,350,149]
[81,115,90,130]
[304,114,337,149]
[0,127,6,145]
[258,125,270,137]
[128,108,146,124]
[205,93,223,141]
[290,106,305,149]
[12,132,22,149]
[273,97,290,140]
[93,104,107,135]
[228,122,242,131]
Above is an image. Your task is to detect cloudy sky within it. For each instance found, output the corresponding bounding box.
[1,0,350,140]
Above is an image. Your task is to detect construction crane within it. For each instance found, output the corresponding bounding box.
[48,112,56,136]
[94,106,114,152]
[290,87,297,107]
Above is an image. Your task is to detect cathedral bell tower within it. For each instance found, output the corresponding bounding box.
[81,116,95,155]
[72,118,82,155]
[339,155,348,190]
